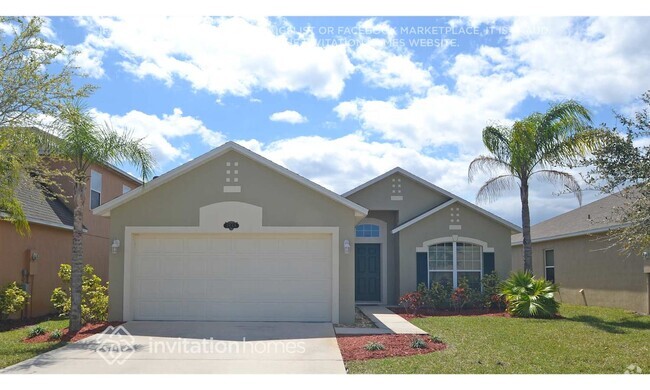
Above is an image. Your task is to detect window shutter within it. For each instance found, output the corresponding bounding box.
[483,252,495,275]
[416,252,428,288]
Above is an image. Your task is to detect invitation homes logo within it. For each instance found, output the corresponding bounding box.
[94,324,308,365]
[95,325,136,365]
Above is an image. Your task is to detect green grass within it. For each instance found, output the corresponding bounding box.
[346,305,650,374]
[0,318,69,369]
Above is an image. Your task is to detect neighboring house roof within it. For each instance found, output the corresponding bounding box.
[94,141,369,217]
[1,177,75,230]
[511,192,630,245]
[344,167,521,233]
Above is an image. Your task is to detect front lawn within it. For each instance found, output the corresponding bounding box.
[346,305,650,374]
[0,318,68,369]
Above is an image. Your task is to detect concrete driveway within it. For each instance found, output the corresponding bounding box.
[1,322,345,374]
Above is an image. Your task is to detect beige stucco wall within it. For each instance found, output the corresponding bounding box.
[106,150,361,324]
[346,172,450,224]
[399,202,513,296]
[512,234,650,314]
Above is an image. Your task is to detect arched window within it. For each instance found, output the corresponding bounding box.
[428,242,482,289]
[355,224,380,238]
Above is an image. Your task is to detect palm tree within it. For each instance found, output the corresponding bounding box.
[468,101,603,272]
[49,102,154,332]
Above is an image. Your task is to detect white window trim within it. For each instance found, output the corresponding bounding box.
[355,223,380,238]
[90,170,102,209]
[544,249,555,281]
[427,241,483,288]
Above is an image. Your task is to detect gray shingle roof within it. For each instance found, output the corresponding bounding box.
[11,177,74,229]
[511,192,630,244]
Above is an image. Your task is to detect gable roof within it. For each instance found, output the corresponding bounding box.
[511,192,631,245]
[93,141,368,217]
[345,167,521,233]
[1,177,74,230]
[392,199,457,233]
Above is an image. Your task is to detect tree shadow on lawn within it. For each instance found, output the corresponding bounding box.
[567,315,650,334]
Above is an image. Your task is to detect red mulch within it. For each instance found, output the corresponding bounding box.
[23,321,124,343]
[389,306,510,319]
[337,334,446,361]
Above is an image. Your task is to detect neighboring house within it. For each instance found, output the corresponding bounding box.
[94,142,520,324]
[0,162,141,318]
[511,193,650,314]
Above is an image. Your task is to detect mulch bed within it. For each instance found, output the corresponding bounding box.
[23,321,124,343]
[337,334,446,361]
[389,306,510,319]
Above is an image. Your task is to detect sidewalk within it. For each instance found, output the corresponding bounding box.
[335,306,427,335]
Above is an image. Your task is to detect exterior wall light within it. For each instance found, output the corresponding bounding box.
[343,240,351,254]
[111,239,121,254]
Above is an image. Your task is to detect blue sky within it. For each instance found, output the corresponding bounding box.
[24,16,650,225]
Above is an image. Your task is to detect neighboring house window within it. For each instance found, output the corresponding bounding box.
[90,170,102,209]
[428,242,482,289]
[355,224,380,237]
[123,184,131,194]
[545,249,555,283]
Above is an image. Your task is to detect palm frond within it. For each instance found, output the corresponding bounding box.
[532,169,583,205]
[475,174,518,204]
[482,125,512,161]
[468,155,513,182]
[97,124,155,183]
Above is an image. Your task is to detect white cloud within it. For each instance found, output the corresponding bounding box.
[237,133,601,226]
[351,18,432,93]
[458,17,650,106]
[269,110,308,124]
[69,39,105,78]
[90,107,225,167]
[333,80,526,153]
[75,16,355,99]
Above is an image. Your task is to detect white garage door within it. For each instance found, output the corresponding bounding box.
[131,233,333,322]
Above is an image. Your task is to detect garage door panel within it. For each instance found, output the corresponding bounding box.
[182,279,208,299]
[132,233,333,322]
[160,256,185,276]
[135,255,160,277]
[135,279,160,300]
[183,256,208,278]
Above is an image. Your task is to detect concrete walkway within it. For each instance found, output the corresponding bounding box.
[1,322,345,374]
[356,306,427,335]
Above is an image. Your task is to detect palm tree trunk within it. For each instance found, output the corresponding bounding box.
[69,178,85,332]
[520,179,533,272]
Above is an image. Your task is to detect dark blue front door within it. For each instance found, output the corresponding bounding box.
[355,243,381,301]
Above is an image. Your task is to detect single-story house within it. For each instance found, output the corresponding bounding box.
[0,162,140,318]
[94,142,520,324]
[511,193,650,314]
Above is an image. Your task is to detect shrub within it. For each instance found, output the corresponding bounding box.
[500,271,560,318]
[0,281,30,320]
[411,337,428,349]
[399,291,425,315]
[364,341,386,351]
[49,329,63,340]
[50,264,109,323]
[424,281,453,310]
[429,335,444,344]
[27,325,47,338]
[481,271,505,311]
